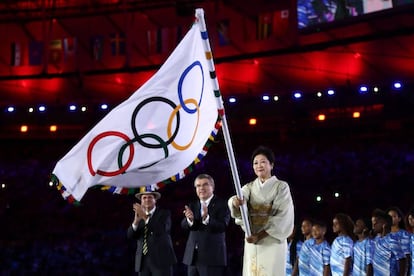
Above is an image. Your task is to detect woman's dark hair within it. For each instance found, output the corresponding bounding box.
[406,206,414,232]
[251,146,275,165]
[386,206,406,229]
[334,213,356,241]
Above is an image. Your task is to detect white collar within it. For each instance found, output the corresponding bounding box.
[200,194,214,206]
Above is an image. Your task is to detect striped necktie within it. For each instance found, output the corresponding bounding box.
[142,213,151,255]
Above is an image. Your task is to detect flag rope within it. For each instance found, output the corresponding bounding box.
[195,8,251,237]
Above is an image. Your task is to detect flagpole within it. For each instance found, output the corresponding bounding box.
[195,8,251,237]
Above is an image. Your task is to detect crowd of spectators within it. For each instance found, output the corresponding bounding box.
[1,135,413,274]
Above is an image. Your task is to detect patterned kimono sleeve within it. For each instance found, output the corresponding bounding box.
[264,181,294,241]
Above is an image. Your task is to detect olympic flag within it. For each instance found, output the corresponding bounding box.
[51,21,220,202]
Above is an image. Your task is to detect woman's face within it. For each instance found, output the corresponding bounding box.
[387,210,400,227]
[332,218,341,234]
[253,154,273,180]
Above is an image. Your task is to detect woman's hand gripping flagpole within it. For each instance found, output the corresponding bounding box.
[195,8,251,237]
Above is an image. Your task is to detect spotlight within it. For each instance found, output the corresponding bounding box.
[262,95,270,101]
[327,89,335,96]
[359,86,368,93]
[393,82,402,89]
[373,87,379,93]
[69,105,77,111]
[228,97,236,103]
[317,114,326,121]
[273,96,279,102]
[7,106,15,112]
[334,192,340,198]
[81,106,87,112]
[293,91,302,99]
[20,125,28,132]
[316,92,322,97]
[28,107,34,113]
[38,105,46,112]
[316,195,322,202]
[249,118,257,125]
[100,104,108,110]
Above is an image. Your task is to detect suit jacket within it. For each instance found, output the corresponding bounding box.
[181,195,230,266]
[127,208,177,272]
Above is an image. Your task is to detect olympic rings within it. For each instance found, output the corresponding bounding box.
[118,134,168,170]
[87,60,206,177]
[178,61,204,114]
[169,98,200,150]
[87,131,134,177]
[131,96,180,149]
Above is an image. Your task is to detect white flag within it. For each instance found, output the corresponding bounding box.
[52,23,219,201]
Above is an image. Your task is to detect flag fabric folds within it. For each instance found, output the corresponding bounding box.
[52,23,220,202]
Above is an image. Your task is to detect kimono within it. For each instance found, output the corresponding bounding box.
[228,176,294,276]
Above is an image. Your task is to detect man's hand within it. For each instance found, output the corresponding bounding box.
[183,205,194,222]
[132,203,146,225]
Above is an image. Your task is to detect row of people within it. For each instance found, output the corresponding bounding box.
[287,207,414,276]
[127,146,296,276]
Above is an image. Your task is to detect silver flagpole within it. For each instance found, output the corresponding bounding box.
[195,8,251,237]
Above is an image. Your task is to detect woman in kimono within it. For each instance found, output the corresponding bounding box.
[228,145,295,276]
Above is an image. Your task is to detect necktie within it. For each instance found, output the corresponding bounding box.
[201,201,207,218]
[142,213,151,255]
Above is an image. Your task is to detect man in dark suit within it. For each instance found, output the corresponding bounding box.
[127,187,177,276]
[181,174,230,276]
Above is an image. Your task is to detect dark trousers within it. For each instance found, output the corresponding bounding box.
[187,250,226,276]
[139,255,173,276]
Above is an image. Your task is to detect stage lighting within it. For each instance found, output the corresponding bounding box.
[359,86,368,93]
[273,96,279,101]
[393,82,402,89]
[81,106,87,112]
[7,106,15,112]
[293,91,302,99]
[20,125,28,132]
[228,97,236,103]
[38,105,46,112]
[69,104,77,111]
[327,89,335,95]
[100,104,108,110]
[262,95,270,101]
